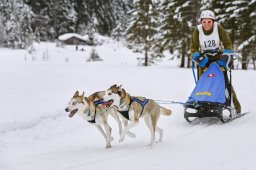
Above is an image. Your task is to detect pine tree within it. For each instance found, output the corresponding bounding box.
[125,0,158,66]
[87,0,115,35]
[50,0,77,38]
[17,1,35,48]
[155,0,178,55]
[73,0,90,34]
[213,0,239,44]
[0,16,5,46]
[0,1,9,47]
[0,0,34,48]
[200,0,212,10]
[171,0,200,68]
[235,0,256,69]
[111,0,133,39]
[25,0,53,41]
[0,0,18,48]
[212,0,256,69]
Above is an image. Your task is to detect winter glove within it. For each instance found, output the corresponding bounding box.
[192,52,209,68]
[192,52,200,59]
[218,49,233,69]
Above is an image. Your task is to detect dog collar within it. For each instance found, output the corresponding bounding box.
[87,118,96,123]
[86,111,96,123]
[86,100,109,124]
[117,97,130,111]
[83,108,96,123]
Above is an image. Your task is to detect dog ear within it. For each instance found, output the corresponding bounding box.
[118,85,123,91]
[117,85,122,96]
[111,84,117,89]
[73,91,79,98]
[121,88,126,98]
[83,96,89,105]
[81,91,84,97]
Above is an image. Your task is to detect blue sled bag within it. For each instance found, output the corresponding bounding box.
[187,62,226,104]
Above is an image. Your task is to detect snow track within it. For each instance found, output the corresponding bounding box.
[1,108,254,170]
[1,42,256,170]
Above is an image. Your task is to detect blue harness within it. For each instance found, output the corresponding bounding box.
[87,100,105,123]
[118,97,149,120]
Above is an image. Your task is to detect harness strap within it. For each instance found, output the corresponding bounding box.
[118,97,149,120]
[87,117,96,123]
[119,110,130,120]
[94,100,105,105]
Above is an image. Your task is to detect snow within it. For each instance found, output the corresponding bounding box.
[238,35,256,50]
[58,33,87,41]
[250,12,256,17]
[250,0,256,4]
[1,38,256,170]
[182,1,190,8]
[225,6,237,13]
[232,1,247,5]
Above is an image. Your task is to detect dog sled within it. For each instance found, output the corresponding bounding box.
[183,52,247,123]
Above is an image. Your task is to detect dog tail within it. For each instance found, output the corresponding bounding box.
[160,106,172,116]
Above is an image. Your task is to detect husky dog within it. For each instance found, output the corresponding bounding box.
[103,85,172,146]
[65,91,120,148]
[65,91,135,148]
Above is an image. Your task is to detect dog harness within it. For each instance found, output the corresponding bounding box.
[87,100,105,123]
[118,97,149,120]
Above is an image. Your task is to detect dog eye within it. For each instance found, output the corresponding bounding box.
[72,102,76,105]
[108,92,112,95]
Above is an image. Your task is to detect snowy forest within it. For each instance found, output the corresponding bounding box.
[0,0,255,69]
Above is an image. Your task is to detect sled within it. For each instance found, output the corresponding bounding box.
[184,52,242,123]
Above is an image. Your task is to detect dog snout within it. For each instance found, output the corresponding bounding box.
[65,108,69,112]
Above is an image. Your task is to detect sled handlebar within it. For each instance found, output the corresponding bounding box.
[200,51,237,60]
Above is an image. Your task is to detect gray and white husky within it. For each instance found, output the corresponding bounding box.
[65,91,135,148]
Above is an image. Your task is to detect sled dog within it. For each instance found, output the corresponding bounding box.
[65,91,135,148]
[65,91,119,148]
[103,85,172,146]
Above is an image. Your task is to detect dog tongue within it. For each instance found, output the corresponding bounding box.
[69,112,74,117]
[69,109,77,117]
[103,100,113,108]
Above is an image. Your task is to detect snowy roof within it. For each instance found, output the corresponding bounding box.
[58,33,87,41]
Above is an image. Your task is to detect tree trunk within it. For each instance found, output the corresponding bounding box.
[144,47,148,66]
[187,40,191,68]
[242,49,247,70]
[252,54,256,70]
[187,55,191,68]
[180,44,185,68]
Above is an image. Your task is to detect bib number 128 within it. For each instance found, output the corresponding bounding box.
[204,40,216,48]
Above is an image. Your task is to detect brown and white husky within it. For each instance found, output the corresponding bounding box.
[103,85,172,146]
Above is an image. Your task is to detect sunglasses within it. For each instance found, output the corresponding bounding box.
[202,20,213,24]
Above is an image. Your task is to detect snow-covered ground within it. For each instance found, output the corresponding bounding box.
[0,39,255,170]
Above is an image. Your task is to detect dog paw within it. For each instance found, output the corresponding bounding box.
[127,131,136,138]
[119,137,124,143]
[155,139,162,143]
[147,142,154,146]
[106,144,112,148]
